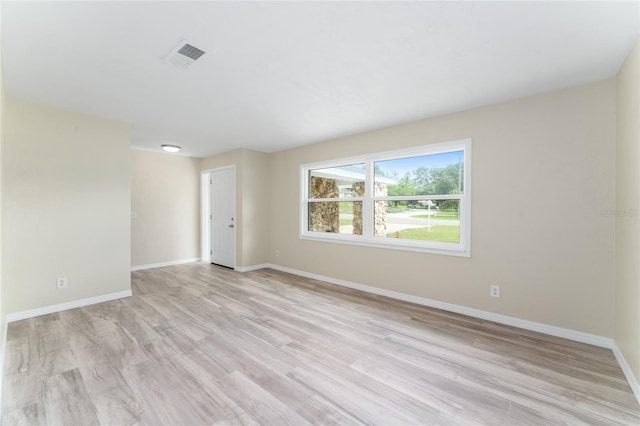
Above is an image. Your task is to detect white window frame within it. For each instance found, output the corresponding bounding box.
[300,138,472,257]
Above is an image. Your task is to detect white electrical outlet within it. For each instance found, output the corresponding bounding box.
[57,277,68,289]
[490,285,500,298]
[275,249,280,257]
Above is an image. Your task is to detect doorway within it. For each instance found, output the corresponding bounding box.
[201,166,236,268]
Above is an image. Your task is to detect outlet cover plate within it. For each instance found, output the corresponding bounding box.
[490,285,500,298]
[57,277,68,289]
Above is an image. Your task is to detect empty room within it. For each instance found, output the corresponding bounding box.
[0,1,639,425]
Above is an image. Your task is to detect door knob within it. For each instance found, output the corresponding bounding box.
[229,224,234,228]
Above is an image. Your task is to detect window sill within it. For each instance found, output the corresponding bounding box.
[300,234,471,258]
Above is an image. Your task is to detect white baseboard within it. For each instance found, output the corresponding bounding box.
[131,257,201,272]
[235,263,270,273]
[266,263,614,349]
[6,290,133,323]
[613,342,640,405]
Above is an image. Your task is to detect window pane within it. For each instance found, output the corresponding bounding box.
[375,199,460,243]
[309,164,365,198]
[375,151,464,196]
[308,201,363,235]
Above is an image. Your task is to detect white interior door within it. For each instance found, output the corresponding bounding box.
[210,167,236,268]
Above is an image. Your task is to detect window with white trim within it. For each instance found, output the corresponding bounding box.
[300,139,471,257]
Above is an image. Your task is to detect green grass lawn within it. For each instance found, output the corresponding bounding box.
[411,212,459,220]
[387,225,460,242]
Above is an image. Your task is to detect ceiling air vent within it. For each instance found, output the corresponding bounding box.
[163,40,206,69]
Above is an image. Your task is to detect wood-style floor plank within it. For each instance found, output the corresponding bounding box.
[42,369,100,426]
[2,263,639,425]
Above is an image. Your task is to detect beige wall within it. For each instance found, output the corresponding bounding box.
[131,149,201,267]
[268,80,616,337]
[240,149,269,267]
[201,148,269,268]
[0,29,5,378]
[1,98,131,314]
[615,38,640,386]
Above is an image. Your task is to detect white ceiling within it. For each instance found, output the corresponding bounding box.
[2,1,638,158]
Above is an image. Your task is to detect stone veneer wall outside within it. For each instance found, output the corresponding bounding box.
[310,177,388,235]
[309,176,339,232]
[351,182,364,235]
[373,182,388,236]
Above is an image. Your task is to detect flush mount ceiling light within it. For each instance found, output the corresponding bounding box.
[161,144,181,153]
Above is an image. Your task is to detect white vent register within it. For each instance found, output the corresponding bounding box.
[163,40,206,68]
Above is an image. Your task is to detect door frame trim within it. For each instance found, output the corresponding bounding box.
[201,165,237,267]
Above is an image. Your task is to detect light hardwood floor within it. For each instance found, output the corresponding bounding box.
[2,263,639,425]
